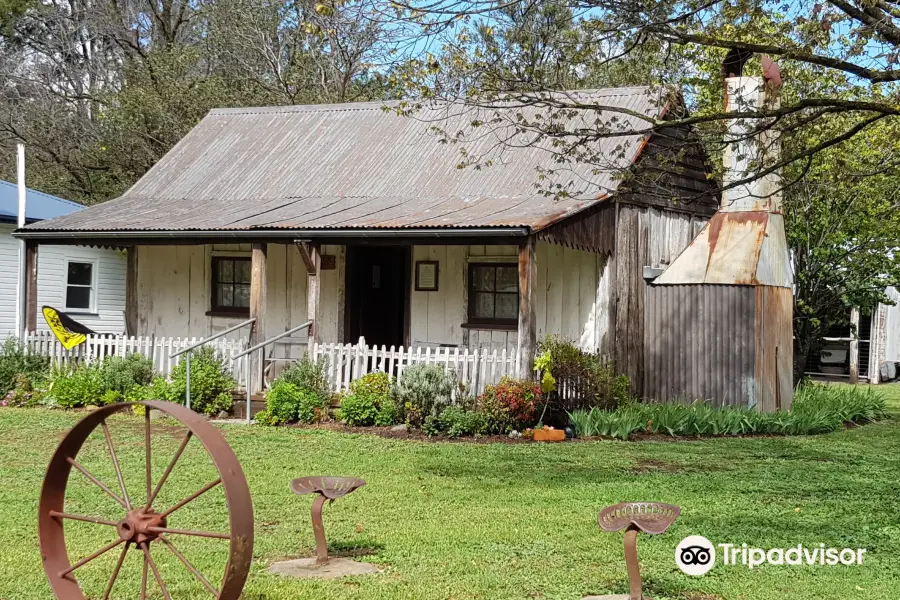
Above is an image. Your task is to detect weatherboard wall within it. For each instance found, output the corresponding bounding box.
[133,241,614,354]
[0,224,126,337]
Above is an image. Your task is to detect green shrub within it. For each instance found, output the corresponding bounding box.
[100,389,123,405]
[99,354,154,394]
[0,338,50,396]
[476,376,541,433]
[1,373,45,408]
[537,336,631,419]
[258,379,329,425]
[568,383,888,439]
[340,372,396,426]
[126,376,175,403]
[437,406,488,438]
[394,364,455,427]
[50,364,104,408]
[277,355,332,402]
[169,346,236,416]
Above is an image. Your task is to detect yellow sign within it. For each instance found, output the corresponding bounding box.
[42,306,88,349]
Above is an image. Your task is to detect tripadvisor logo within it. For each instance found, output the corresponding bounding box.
[675,536,867,575]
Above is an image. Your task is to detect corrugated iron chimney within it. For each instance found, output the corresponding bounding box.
[655,55,791,287]
[646,54,794,411]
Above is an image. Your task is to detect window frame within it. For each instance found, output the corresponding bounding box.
[210,256,252,316]
[64,259,98,314]
[466,262,519,328]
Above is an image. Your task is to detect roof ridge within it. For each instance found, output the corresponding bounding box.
[208,86,659,117]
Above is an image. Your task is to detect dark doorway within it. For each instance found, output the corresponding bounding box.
[345,246,410,347]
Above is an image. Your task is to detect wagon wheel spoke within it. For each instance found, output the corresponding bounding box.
[101,421,132,510]
[158,534,219,597]
[140,551,149,600]
[148,526,231,540]
[102,542,129,600]
[145,410,152,503]
[49,510,118,528]
[146,431,192,509]
[59,538,125,578]
[158,478,222,519]
[141,542,172,600]
[66,457,127,508]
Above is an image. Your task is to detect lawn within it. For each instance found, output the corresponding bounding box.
[1,385,899,600]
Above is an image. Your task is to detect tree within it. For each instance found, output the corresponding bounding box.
[0,0,398,203]
[387,0,900,199]
[785,120,900,381]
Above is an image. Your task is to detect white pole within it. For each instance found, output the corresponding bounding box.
[15,144,27,340]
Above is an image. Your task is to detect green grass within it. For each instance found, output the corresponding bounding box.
[1,384,899,599]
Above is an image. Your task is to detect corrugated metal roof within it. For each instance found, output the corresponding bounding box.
[0,180,83,223]
[24,87,665,234]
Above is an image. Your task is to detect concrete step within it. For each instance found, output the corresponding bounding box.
[232,399,267,420]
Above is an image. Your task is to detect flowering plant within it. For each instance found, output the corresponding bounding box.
[477,376,540,433]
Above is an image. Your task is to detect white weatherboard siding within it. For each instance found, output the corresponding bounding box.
[411,243,607,352]
[135,244,344,343]
[0,225,20,336]
[136,242,613,353]
[0,224,126,337]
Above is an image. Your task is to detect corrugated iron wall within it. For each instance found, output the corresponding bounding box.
[755,286,793,411]
[644,285,757,406]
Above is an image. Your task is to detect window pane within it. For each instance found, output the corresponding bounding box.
[472,266,495,291]
[496,267,518,292]
[217,284,233,307]
[235,260,251,284]
[218,260,233,283]
[496,293,518,319]
[66,286,91,310]
[234,284,250,308]
[474,292,494,319]
[67,262,92,286]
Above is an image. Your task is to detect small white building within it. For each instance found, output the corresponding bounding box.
[0,180,126,337]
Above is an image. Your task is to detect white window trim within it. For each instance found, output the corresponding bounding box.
[64,258,98,314]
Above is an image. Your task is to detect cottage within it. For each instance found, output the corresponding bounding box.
[0,180,126,337]
[15,88,717,394]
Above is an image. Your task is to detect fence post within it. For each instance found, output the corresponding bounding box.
[185,352,192,410]
[850,307,860,384]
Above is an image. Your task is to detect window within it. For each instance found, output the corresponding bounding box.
[211,257,251,314]
[65,261,95,312]
[468,263,519,326]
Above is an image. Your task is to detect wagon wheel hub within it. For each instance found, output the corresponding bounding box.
[117,509,167,545]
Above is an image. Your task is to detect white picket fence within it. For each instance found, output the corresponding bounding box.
[23,331,250,387]
[23,332,522,397]
[310,339,521,397]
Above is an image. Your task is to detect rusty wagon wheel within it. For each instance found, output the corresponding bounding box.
[38,401,254,599]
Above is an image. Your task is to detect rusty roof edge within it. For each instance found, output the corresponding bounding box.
[13,226,531,240]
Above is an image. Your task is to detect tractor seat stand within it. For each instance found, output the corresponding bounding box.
[584,502,681,600]
[268,476,380,580]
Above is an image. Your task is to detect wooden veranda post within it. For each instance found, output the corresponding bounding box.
[250,243,268,391]
[516,236,537,378]
[125,247,138,336]
[24,240,38,333]
[297,241,321,344]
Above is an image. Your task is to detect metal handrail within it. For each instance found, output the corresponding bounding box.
[169,318,256,412]
[170,318,257,358]
[231,321,313,360]
[232,320,313,424]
